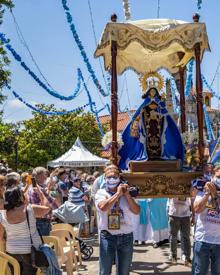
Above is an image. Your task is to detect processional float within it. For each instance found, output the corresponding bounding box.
[95,14,210,197]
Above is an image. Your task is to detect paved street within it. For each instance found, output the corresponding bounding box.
[72,235,193,275]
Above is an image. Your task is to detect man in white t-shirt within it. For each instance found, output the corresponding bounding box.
[167,197,192,265]
[192,180,220,275]
[95,167,140,275]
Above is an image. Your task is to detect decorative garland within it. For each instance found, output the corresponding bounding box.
[184,59,194,97]
[7,71,106,136]
[203,104,215,141]
[87,0,110,94]
[122,0,131,21]
[0,33,110,115]
[170,79,179,113]
[78,68,105,136]
[196,0,202,10]
[0,33,83,101]
[61,0,109,97]
[201,74,220,100]
[7,85,90,115]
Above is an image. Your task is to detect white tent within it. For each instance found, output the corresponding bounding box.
[48,137,109,167]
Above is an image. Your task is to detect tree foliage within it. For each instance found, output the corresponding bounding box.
[10,105,103,170]
[0,1,103,171]
[0,0,13,116]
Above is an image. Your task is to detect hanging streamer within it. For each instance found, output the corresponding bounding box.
[184,59,194,97]
[202,74,220,101]
[61,0,109,97]
[0,32,111,120]
[196,0,202,10]
[170,79,179,113]
[122,0,131,20]
[6,68,107,136]
[203,104,215,141]
[78,69,105,136]
[87,0,110,94]
[0,33,83,101]
[7,85,90,115]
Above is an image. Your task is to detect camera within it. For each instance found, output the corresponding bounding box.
[120,181,139,197]
[128,186,139,197]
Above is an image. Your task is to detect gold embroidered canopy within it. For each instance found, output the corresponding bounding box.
[94,18,210,74]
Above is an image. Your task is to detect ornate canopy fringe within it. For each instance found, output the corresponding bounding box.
[94,19,210,75]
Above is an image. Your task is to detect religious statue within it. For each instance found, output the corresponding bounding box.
[118,72,184,170]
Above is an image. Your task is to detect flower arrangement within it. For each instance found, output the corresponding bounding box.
[101,131,124,150]
[181,131,199,145]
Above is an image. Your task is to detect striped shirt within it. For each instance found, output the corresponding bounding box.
[0,205,41,254]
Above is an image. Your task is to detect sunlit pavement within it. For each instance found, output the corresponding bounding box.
[69,234,196,275]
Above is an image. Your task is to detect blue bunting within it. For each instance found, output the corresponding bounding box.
[202,74,220,101]
[6,68,107,136]
[0,33,82,101]
[61,0,110,97]
[0,31,108,136]
[203,104,215,141]
[170,79,179,113]
[196,0,202,10]
[7,85,90,115]
[184,60,194,97]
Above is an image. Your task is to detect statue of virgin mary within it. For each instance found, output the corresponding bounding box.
[118,72,184,170]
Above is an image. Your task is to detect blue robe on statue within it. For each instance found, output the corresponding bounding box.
[118,94,184,170]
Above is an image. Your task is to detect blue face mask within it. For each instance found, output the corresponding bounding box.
[106,177,120,189]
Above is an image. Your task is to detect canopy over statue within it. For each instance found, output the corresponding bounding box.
[95,14,209,197]
[95,18,210,74]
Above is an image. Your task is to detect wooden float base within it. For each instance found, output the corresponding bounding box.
[121,171,202,198]
[129,159,181,172]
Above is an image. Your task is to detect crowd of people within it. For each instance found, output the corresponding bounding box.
[0,161,219,274]
[0,163,99,274]
[94,163,220,275]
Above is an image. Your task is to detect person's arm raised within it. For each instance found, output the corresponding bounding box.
[98,185,123,212]
[194,182,217,214]
[32,204,50,218]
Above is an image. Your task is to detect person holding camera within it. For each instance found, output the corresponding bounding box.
[95,167,140,275]
[192,165,220,275]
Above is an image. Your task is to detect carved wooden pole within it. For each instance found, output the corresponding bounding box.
[193,13,204,167]
[179,67,186,133]
[110,14,118,165]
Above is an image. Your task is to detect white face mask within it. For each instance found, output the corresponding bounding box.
[106,177,120,189]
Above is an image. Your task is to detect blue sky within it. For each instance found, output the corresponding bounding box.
[1,0,220,122]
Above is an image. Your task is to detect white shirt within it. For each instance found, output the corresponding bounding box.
[168,198,191,217]
[0,205,41,254]
[95,189,137,235]
[194,191,220,244]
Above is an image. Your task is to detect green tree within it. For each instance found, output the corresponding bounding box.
[0,0,13,118]
[14,105,102,170]
[0,1,14,165]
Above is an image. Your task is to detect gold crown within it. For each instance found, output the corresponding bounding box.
[140,71,164,92]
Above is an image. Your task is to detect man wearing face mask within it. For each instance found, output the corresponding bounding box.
[192,165,220,274]
[95,167,140,275]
